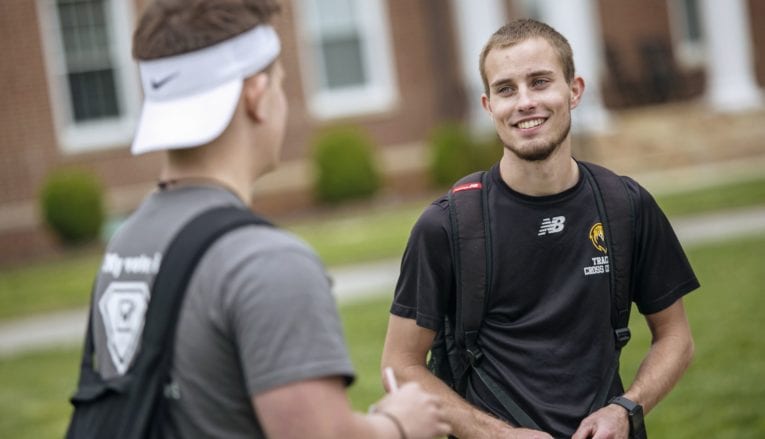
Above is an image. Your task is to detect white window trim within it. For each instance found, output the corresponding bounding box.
[293,0,399,120]
[36,0,140,154]
[667,0,706,69]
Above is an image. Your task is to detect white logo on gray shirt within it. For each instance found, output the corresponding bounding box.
[98,281,150,374]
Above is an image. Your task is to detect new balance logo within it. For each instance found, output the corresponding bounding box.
[538,216,566,235]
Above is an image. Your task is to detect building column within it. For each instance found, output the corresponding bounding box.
[699,0,762,112]
[535,0,610,134]
[450,0,507,134]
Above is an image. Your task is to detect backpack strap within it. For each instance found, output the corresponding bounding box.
[579,161,637,410]
[120,205,271,436]
[448,171,491,363]
[68,206,271,437]
[448,171,541,430]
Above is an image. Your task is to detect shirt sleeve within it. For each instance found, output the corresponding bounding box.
[220,236,355,396]
[627,178,700,314]
[391,197,454,331]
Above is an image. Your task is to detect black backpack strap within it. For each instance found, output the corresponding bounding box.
[73,283,101,390]
[448,171,541,430]
[579,162,637,410]
[123,205,272,436]
[448,171,491,363]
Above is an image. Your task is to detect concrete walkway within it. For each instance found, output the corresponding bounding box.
[1,205,764,358]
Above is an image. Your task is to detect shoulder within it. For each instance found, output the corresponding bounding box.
[215,224,323,271]
[580,162,655,213]
[201,225,330,301]
[410,194,451,241]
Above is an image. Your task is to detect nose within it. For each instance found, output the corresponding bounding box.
[516,86,536,112]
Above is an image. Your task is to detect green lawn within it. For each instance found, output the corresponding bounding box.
[655,176,765,218]
[1,174,763,321]
[620,235,765,438]
[2,234,764,438]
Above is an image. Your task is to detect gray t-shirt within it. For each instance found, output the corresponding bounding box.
[91,185,355,438]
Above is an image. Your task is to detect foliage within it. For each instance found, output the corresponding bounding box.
[428,122,502,187]
[313,126,381,203]
[40,169,105,245]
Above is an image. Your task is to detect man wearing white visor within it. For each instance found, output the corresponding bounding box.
[76,1,450,438]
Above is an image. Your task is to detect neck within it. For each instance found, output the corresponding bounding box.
[161,141,254,205]
[157,174,245,199]
[499,142,579,196]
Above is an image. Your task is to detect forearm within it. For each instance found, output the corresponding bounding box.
[624,321,694,413]
[344,412,406,439]
[394,362,515,438]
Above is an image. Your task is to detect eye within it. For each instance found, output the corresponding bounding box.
[495,85,515,96]
[532,78,550,88]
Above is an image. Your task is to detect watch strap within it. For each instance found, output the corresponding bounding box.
[609,395,639,414]
[609,396,647,439]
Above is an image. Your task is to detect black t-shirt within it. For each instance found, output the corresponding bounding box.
[391,163,699,437]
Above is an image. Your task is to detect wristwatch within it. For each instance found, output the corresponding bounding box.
[608,395,645,437]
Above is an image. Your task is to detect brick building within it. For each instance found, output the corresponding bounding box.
[1,0,763,263]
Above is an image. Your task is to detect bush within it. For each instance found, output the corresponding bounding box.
[313,126,381,203]
[428,122,502,187]
[40,168,105,245]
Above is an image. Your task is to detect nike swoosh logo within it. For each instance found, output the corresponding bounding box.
[150,72,179,90]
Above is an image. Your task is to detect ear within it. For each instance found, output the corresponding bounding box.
[243,73,270,122]
[481,93,493,118]
[569,76,585,109]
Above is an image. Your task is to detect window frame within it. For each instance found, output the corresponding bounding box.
[36,0,140,154]
[293,0,399,120]
[667,0,706,68]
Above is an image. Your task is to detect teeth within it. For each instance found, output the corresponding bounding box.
[517,119,544,129]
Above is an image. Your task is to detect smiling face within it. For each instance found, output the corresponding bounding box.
[481,37,584,162]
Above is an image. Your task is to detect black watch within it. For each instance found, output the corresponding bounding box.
[609,396,645,437]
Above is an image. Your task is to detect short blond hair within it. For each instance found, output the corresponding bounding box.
[479,19,575,95]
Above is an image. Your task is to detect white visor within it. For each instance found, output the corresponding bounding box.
[131,25,281,155]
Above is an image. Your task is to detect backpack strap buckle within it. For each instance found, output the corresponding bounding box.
[615,327,631,349]
[466,347,484,366]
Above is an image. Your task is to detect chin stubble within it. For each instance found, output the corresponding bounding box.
[503,115,572,162]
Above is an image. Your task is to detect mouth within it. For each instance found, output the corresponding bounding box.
[513,118,546,130]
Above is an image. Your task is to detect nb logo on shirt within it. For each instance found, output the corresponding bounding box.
[538,216,566,235]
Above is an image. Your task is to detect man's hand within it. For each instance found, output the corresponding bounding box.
[571,404,629,439]
[373,381,452,439]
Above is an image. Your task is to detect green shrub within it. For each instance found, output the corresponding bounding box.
[428,122,502,187]
[472,135,504,173]
[313,126,381,203]
[40,168,105,245]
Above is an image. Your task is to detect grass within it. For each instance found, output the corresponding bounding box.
[1,234,764,437]
[0,253,100,320]
[0,348,80,438]
[619,235,765,437]
[285,200,425,267]
[653,176,765,218]
[1,174,763,321]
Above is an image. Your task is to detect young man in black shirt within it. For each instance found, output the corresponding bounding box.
[382,19,698,438]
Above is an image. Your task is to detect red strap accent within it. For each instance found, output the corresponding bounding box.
[452,182,483,193]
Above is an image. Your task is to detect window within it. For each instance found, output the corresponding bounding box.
[294,0,398,119]
[37,0,139,153]
[668,0,706,68]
